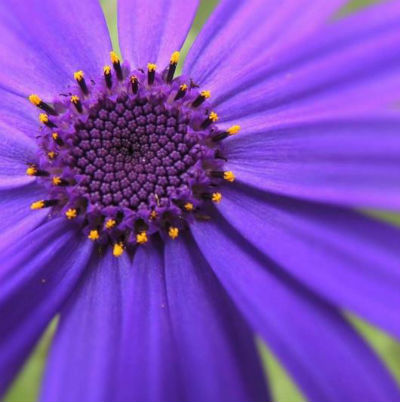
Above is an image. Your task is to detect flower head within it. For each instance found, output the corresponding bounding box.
[1,1,400,402]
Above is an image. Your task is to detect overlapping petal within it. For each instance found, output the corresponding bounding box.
[41,249,131,402]
[219,184,400,338]
[0,0,111,98]
[192,214,400,402]
[185,0,400,120]
[0,219,92,396]
[164,235,269,402]
[225,117,400,210]
[184,0,347,92]
[118,0,199,68]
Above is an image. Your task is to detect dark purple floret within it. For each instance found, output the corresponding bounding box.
[27,52,240,255]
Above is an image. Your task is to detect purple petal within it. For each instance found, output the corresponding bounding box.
[0,0,111,97]
[0,184,48,253]
[185,1,400,122]
[0,90,39,139]
[218,185,400,339]
[116,242,181,402]
[118,0,199,68]
[164,234,269,402]
[225,117,400,210]
[40,249,131,402]
[184,0,346,91]
[191,215,400,402]
[0,219,92,396]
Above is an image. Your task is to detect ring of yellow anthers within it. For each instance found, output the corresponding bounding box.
[27,51,240,257]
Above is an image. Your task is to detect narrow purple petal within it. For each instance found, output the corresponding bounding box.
[118,0,199,68]
[184,0,346,91]
[218,185,400,339]
[0,219,92,396]
[225,117,400,210]
[164,235,269,402]
[0,0,111,97]
[210,1,400,120]
[116,242,181,402]
[191,215,400,402]
[40,249,131,402]
[0,184,48,253]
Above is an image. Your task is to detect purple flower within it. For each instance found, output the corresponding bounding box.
[1,0,400,401]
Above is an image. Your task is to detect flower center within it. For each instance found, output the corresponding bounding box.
[27,51,240,256]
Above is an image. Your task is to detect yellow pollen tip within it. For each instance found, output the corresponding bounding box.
[39,113,49,124]
[223,171,235,182]
[74,70,84,81]
[130,75,138,83]
[110,51,120,64]
[65,208,77,220]
[168,227,179,239]
[136,231,148,244]
[184,202,194,211]
[26,166,37,176]
[29,94,41,106]
[52,176,61,186]
[180,84,188,91]
[227,125,241,135]
[103,65,111,75]
[201,90,211,99]
[52,132,59,140]
[170,51,180,64]
[212,192,222,203]
[48,151,56,159]
[31,200,45,210]
[113,242,124,257]
[105,219,116,229]
[209,112,219,122]
[147,63,157,72]
[70,95,80,104]
[88,230,100,241]
[150,210,157,219]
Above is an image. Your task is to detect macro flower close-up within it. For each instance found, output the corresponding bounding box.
[1,0,400,401]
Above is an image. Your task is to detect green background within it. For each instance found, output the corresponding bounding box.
[4,1,400,401]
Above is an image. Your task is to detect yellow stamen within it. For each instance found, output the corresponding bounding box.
[201,90,211,99]
[136,231,148,244]
[74,70,84,81]
[184,202,194,211]
[30,200,45,210]
[105,219,116,229]
[168,227,179,239]
[150,210,157,220]
[130,75,138,83]
[26,166,37,176]
[209,111,219,122]
[28,94,41,106]
[65,208,77,219]
[52,176,62,186]
[227,125,241,135]
[180,84,188,91]
[223,171,235,182]
[103,65,111,75]
[147,63,157,72]
[39,113,49,124]
[48,151,56,159]
[110,51,120,64]
[113,242,124,257]
[170,51,180,64]
[88,230,100,241]
[212,192,222,203]
[52,132,59,140]
[70,95,80,104]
